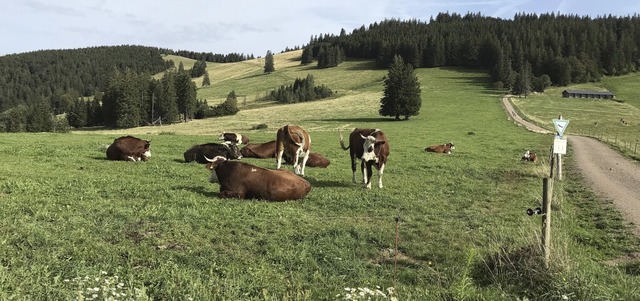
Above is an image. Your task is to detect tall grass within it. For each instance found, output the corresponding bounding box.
[1,54,639,300]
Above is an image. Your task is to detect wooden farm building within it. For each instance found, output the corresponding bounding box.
[562,89,615,99]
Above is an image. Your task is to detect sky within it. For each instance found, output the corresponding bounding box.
[1,0,639,57]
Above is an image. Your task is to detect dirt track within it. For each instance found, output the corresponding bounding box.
[503,97,640,236]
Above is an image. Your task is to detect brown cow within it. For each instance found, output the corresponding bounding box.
[240,140,277,158]
[106,135,151,162]
[304,152,330,168]
[521,150,538,162]
[219,132,250,145]
[276,125,311,176]
[339,128,389,189]
[205,156,311,201]
[242,140,329,168]
[425,142,455,154]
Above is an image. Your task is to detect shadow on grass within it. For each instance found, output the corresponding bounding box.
[179,185,219,198]
[305,177,352,188]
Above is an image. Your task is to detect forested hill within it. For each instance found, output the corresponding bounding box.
[0,45,173,112]
[310,12,640,90]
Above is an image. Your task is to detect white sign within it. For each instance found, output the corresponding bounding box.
[553,119,570,137]
[553,137,567,154]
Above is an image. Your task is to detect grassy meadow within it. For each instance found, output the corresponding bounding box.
[1,51,639,300]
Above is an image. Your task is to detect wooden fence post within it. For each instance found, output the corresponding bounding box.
[557,154,562,181]
[542,178,553,268]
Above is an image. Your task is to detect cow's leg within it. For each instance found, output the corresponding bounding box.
[351,156,358,183]
[363,161,373,188]
[276,149,284,170]
[299,150,310,176]
[377,163,385,188]
[292,147,302,175]
[364,162,374,189]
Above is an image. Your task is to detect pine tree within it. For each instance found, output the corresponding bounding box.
[202,71,211,86]
[264,50,275,73]
[175,70,197,122]
[379,55,422,120]
[301,45,313,65]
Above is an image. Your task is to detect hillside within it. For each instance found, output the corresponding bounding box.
[82,49,386,135]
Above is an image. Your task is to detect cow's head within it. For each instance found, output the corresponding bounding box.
[142,140,151,159]
[446,142,455,150]
[205,155,228,183]
[223,141,242,160]
[360,134,384,163]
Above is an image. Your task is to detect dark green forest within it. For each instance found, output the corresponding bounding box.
[1,13,640,132]
[310,12,640,93]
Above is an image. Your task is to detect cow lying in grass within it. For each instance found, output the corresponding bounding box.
[205,156,311,201]
[521,150,537,162]
[240,140,329,167]
[425,142,455,154]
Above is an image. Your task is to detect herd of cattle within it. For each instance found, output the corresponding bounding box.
[105,125,535,201]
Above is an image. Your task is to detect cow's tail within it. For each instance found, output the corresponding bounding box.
[286,125,305,147]
[339,130,349,150]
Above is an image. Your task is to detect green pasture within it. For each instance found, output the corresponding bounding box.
[1,55,639,300]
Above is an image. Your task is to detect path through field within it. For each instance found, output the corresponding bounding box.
[503,97,640,236]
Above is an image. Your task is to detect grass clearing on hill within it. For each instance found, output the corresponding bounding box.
[2,56,639,300]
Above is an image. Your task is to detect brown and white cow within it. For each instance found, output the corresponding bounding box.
[106,135,151,162]
[240,140,277,158]
[205,156,311,201]
[521,150,538,162]
[276,125,311,176]
[425,142,455,154]
[184,142,242,163]
[339,128,389,189]
[219,132,249,145]
[242,140,329,168]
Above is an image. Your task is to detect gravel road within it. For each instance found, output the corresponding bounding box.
[503,97,640,235]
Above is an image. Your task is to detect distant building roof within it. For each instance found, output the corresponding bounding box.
[563,89,614,96]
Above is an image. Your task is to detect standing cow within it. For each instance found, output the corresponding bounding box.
[184,142,242,163]
[106,135,151,162]
[205,156,311,201]
[339,128,389,189]
[276,125,311,176]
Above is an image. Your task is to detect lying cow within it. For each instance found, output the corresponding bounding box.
[240,140,277,158]
[242,140,329,168]
[521,150,538,162]
[305,152,330,168]
[219,132,249,145]
[425,142,455,154]
[205,156,311,201]
[184,142,242,163]
[339,128,389,189]
[276,125,311,176]
[106,135,151,162]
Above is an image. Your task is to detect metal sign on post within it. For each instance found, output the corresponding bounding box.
[553,137,567,154]
[553,118,570,137]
